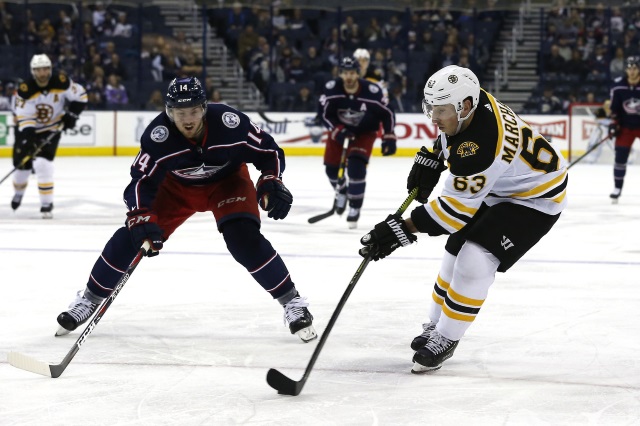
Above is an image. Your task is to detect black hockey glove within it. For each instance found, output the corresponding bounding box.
[407,146,447,203]
[126,209,164,257]
[331,125,354,146]
[381,133,397,156]
[62,112,79,131]
[608,121,620,138]
[359,214,417,261]
[256,174,293,220]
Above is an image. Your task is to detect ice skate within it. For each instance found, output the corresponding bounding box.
[334,191,347,215]
[11,194,23,211]
[41,203,54,219]
[55,290,99,336]
[346,207,360,229]
[610,188,621,204]
[411,329,459,373]
[410,321,437,351]
[283,294,317,342]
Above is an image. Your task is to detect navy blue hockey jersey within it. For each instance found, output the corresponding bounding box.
[318,78,395,135]
[610,76,640,129]
[124,104,285,211]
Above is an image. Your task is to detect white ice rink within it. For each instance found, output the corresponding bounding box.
[0,155,639,426]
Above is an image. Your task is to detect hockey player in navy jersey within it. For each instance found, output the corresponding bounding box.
[359,65,567,373]
[55,77,317,343]
[318,56,397,228]
[608,55,640,202]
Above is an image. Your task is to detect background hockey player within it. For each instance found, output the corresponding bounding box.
[11,54,87,218]
[608,55,640,202]
[359,65,567,373]
[318,56,397,228]
[55,77,317,343]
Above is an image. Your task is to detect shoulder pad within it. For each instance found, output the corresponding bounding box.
[49,73,72,90]
[367,83,381,95]
[17,80,38,98]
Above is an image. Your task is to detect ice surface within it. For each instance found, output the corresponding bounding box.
[1,156,639,425]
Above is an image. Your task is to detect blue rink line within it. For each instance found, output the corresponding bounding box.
[0,246,639,267]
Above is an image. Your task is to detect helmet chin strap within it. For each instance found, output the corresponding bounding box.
[453,106,476,135]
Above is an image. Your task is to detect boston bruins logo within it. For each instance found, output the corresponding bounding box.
[448,75,458,84]
[457,141,479,158]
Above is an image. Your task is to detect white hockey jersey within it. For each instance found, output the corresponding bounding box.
[417,89,568,235]
[13,73,87,135]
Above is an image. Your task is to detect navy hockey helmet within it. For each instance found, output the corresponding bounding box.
[626,56,640,68]
[339,56,360,73]
[165,76,207,121]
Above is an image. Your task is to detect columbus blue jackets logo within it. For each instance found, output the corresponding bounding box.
[368,84,380,94]
[337,109,365,126]
[457,141,479,157]
[150,125,169,143]
[622,98,640,115]
[222,112,240,128]
[172,161,231,179]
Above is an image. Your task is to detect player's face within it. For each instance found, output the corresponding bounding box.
[172,106,205,139]
[426,103,460,136]
[356,57,369,76]
[341,70,359,90]
[32,67,52,87]
[626,64,640,80]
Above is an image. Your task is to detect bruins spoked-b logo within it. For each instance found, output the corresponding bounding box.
[448,75,458,84]
[457,141,479,157]
[150,125,169,143]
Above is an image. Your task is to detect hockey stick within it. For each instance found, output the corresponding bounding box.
[257,110,315,125]
[7,241,150,378]
[308,143,349,224]
[0,131,60,186]
[568,134,611,169]
[267,188,418,396]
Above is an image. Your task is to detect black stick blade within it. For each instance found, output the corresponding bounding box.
[307,209,335,224]
[266,368,304,396]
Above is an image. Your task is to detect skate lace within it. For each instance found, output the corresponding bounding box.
[419,322,436,338]
[283,296,309,325]
[67,293,97,322]
[424,331,455,355]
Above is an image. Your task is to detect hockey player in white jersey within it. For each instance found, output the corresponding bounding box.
[359,65,568,373]
[11,54,88,218]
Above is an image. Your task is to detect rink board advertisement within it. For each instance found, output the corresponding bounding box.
[0,111,592,158]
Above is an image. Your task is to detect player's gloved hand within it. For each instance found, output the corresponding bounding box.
[126,209,164,257]
[359,214,417,261]
[381,133,397,156]
[256,174,293,220]
[62,112,79,131]
[407,146,447,203]
[608,121,620,138]
[16,127,38,156]
[304,116,320,127]
[331,125,354,145]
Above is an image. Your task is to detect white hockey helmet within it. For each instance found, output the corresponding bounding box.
[353,48,370,60]
[30,54,52,71]
[422,65,480,125]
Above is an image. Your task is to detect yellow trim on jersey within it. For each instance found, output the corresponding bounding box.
[512,170,567,198]
[447,287,484,307]
[442,304,475,322]
[430,199,466,231]
[484,90,504,160]
[551,190,567,204]
[440,196,478,215]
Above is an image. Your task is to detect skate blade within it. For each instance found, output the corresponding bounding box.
[411,362,442,374]
[611,198,619,205]
[55,326,71,337]
[347,221,358,229]
[296,325,318,343]
[42,212,53,219]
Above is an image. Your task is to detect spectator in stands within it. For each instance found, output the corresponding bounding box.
[104,74,128,108]
[86,74,105,110]
[364,17,383,43]
[80,22,96,50]
[287,55,309,84]
[290,85,316,112]
[540,86,563,114]
[92,1,107,35]
[564,48,588,79]
[586,44,609,76]
[0,81,11,111]
[38,18,55,41]
[340,16,359,43]
[179,50,203,77]
[439,43,459,68]
[304,45,324,74]
[151,44,182,81]
[388,83,411,113]
[271,6,287,31]
[113,11,133,38]
[543,44,566,73]
[610,7,624,35]
[477,0,502,22]
[209,89,223,103]
[104,53,128,81]
[237,24,260,69]
[145,89,164,111]
[610,47,626,80]
[556,36,573,62]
